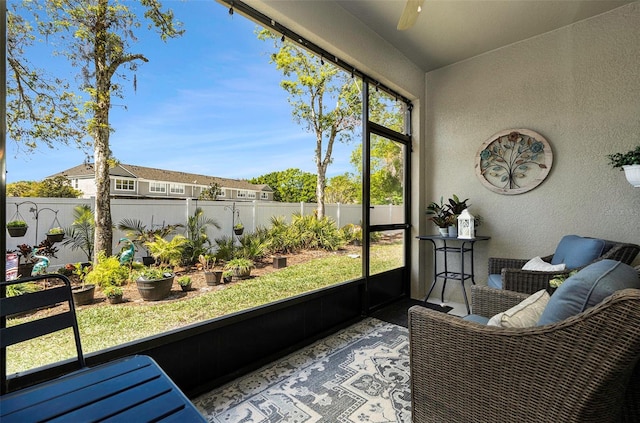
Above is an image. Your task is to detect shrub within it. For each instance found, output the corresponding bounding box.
[84,252,130,288]
[103,285,123,298]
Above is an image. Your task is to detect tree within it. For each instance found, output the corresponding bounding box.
[15,0,183,257]
[249,168,317,203]
[6,177,82,197]
[198,182,221,201]
[258,31,361,218]
[325,173,360,204]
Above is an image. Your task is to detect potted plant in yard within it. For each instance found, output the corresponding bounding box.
[7,220,28,238]
[234,223,244,236]
[177,275,192,291]
[224,257,254,279]
[71,262,95,306]
[222,270,233,284]
[607,145,640,187]
[83,252,129,296]
[46,227,65,243]
[103,285,124,304]
[9,241,58,277]
[134,267,175,301]
[199,253,222,286]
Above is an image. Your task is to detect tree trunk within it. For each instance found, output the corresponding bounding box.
[92,0,113,257]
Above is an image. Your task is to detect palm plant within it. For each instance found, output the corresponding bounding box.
[144,234,189,268]
[117,218,182,257]
[182,207,220,265]
[61,204,95,262]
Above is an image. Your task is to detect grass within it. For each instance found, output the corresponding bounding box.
[7,242,402,374]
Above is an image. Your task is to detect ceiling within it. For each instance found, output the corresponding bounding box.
[334,0,633,72]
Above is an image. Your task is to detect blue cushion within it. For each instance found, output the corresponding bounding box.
[550,235,605,269]
[537,259,640,325]
[487,274,502,289]
[463,314,490,324]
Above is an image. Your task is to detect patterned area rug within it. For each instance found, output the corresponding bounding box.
[194,318,410,422]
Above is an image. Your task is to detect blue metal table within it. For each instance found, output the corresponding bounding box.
[0,355,206,422]
[417,235,491,314]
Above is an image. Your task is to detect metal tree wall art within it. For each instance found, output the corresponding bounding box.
[475,129,553,195]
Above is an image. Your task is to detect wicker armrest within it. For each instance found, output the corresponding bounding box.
[470,285,530,317]
[501,267,571,294]
[488,257,528,274]
[408,289,640,423]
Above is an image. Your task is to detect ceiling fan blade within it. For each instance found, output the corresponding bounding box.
[397,0,425,31]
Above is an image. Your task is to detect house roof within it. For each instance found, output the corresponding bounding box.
[51,163,273,192]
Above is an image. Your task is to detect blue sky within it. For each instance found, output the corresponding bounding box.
[6,0,358,184]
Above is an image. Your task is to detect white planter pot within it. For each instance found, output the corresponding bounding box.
[623,165,640,187]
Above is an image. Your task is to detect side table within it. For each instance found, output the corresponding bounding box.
[417,235,490,314]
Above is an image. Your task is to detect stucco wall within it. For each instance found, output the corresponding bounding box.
[422,3,640,303]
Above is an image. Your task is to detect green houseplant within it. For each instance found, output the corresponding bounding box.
[426,198,452,236]
[607,145,640,187]
[7,220,28,238]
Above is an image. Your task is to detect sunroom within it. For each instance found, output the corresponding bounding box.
[2,0,640,420]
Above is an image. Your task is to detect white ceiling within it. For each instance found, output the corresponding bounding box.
[334,0,633,72]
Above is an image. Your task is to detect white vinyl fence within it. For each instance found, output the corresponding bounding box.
[6,198,403,269]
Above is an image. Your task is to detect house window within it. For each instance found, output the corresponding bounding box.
[170,184,185,194]
[149,182,166,193]
[260,192,269,200]
[237,190,247,199]
[115,179,135,191]
[72,179,79,189]
[247,191,256,199]
[218,189,226,198]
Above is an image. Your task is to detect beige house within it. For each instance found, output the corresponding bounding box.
[51,163,273,201]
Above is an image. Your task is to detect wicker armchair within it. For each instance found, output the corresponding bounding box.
[488,239,640,294]
[409,286,640,423]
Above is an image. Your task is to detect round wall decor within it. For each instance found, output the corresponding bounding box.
[475,129,553,195]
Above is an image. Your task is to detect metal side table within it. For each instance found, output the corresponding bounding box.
[417,235,490,314]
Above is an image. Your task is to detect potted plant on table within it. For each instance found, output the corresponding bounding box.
[46,227,65,243]
[7,220,28,238]
[426,197,452,237]
[199,253,222,286]
[607,145,640,187]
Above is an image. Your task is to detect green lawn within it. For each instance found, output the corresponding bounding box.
[7,242,402,374]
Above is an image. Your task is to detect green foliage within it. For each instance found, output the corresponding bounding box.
[61,205,95,262]
[198,254,217,271]
[249,168,317,203]
[235,231,268,260]
[84,253,129,288]
[607,145,640,168]
[117,219,182,255]
[198,182,221,201]
[265,213,346,254]
[182,207,220,265]
[326,173,360,204]
[341,223,362,244]
[426,197,451,228]
[5,282,41,297]
[7,220,27,228]
[224,258,254,277]
[103,285,123,298]
[6,177,82,198]
[47,227,64,234]
[177,276,192,287]
[213,236,235,262]
[144,235,189,268]
[134,267,173,281]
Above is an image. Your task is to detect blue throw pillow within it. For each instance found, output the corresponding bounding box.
[537,259,640,325]
[550,235,605,269]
